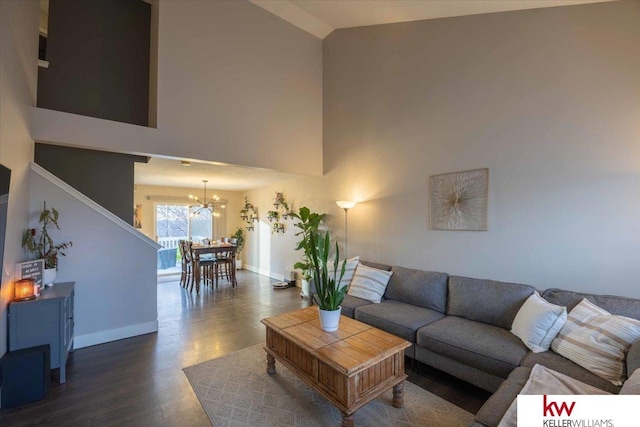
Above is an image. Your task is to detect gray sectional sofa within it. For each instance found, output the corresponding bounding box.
[322,261,640,427]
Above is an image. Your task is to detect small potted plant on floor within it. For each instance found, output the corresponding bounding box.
[291,207,325,297]
[21,202,72,286]
[230,227,245,269]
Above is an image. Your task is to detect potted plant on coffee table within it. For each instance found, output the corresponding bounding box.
[21,202,72,286]
[308,230,347,331]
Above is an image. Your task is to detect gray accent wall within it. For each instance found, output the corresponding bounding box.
[244,1,640,299]
[35,144,148,225]
[31,0,323,176]
[37,0,150,126]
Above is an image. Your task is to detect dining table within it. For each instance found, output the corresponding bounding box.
[192,243,238,291]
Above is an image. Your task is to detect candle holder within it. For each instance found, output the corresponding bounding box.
[14,278,36,301]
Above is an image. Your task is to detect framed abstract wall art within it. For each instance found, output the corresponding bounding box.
[430,168,488,231]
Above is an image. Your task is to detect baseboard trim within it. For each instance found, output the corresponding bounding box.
[74,321,158,349]
[244,264,284,281]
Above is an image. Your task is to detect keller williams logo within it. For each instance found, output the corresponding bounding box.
[544,395,576,417]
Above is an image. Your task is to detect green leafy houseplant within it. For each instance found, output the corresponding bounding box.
[308,230,347,311]
[21,203,72,269]
[230,227,245,254]
[291,207,326,281]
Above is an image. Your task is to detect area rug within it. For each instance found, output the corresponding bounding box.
[183,344,474,427]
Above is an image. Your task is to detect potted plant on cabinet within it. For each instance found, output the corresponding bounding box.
[230,227,245,269]
[21,202,72,286]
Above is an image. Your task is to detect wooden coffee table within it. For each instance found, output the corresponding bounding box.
[261,306,411,426]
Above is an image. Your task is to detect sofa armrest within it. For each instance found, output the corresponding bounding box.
[475,367,531,427]
[627,340,640,376]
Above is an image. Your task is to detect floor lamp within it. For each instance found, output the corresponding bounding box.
[336,201,356,258]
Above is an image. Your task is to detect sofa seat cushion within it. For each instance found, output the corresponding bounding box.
[417,316,529,379]
[522,350,622,394]
[340,294,372,318]
[354,300,444,342]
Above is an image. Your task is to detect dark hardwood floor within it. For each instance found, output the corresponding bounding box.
[0,271,489,426]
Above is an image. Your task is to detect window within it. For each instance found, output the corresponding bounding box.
[156,204,189,248]
[155,203,224,248]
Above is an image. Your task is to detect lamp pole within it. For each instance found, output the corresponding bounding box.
[336,201,357,258]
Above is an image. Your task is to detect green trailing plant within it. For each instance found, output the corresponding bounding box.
[240,196,257,230]
[308,230,347,311]
[291,207,326,281]
[21,202,72,269]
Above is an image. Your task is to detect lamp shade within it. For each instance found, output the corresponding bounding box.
[336,200,356,210]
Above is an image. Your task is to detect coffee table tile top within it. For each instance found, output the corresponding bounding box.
[262,306,409,374]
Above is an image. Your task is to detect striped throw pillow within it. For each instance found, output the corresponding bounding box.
[347,263,393,303]
[327,256,360,290]
[551,298,640,385]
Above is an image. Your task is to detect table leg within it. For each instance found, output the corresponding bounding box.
[341,413,354,427]
[266,353,276,374]
[392,381,404,408]
[231,251,237,287]
[194,257,201,293]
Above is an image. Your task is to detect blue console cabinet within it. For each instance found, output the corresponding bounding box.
[8,282,75,384]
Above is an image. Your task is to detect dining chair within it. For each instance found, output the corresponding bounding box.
[178,240,192,289]
[190,244,215,292]
[213,251,234,287]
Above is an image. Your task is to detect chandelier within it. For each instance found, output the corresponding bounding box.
[189,180,223,217]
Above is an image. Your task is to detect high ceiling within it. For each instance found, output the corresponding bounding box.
[138,0,615,190]
[250,0,615,39]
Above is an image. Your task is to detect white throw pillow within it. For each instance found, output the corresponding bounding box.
[551,298,640,385]
[347,263,393,303]
[511,292,567,353]
[326,256,359,290]
[620,368,640,395]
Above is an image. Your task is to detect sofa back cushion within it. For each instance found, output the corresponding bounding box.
[384,266,448,313]
[447,276,536,329]
[360,260,392,271]
[542,288,640,320]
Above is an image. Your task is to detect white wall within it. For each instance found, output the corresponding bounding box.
[156,0,323,175]
[133,184,244,246]
[246,1,640,299]
[29,165,159,348]
[0,0,39,358]
[31,0,323,176]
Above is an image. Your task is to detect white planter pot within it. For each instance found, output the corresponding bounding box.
[236,259,243,270]
[301,279,310,298]
[318,306,341,332]
[43,268,57,286]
